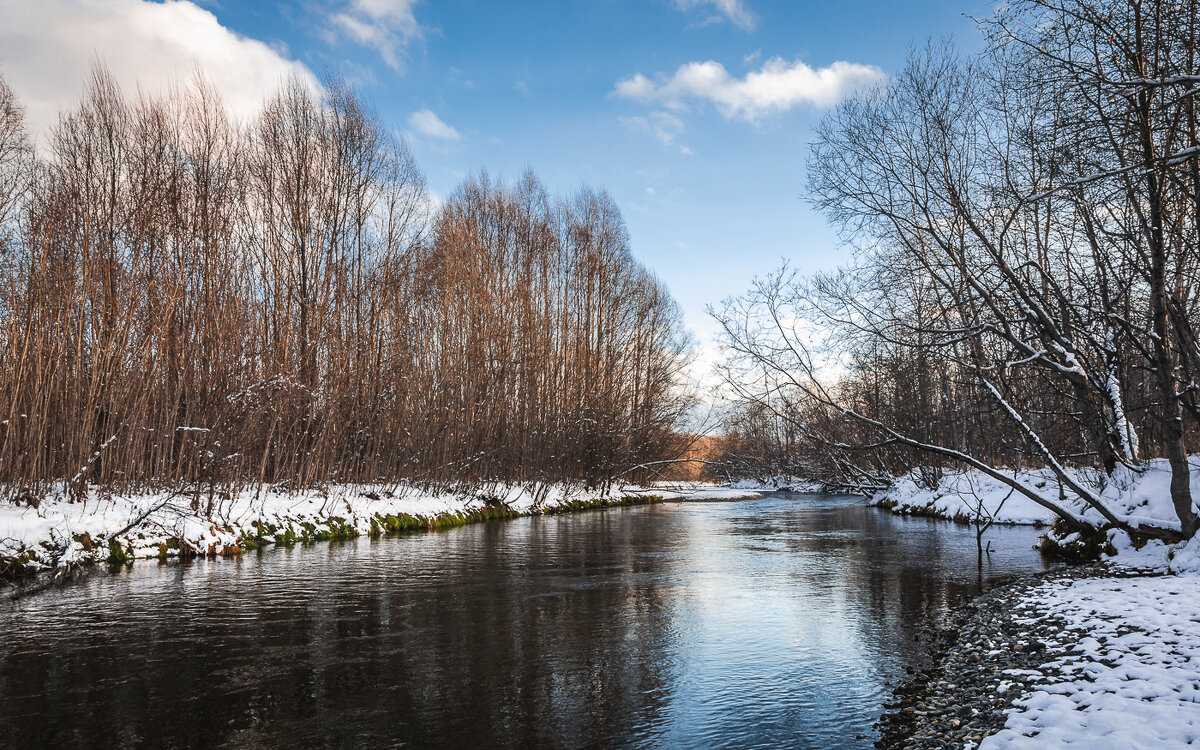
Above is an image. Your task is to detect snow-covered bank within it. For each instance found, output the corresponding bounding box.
[873,469,1062,526]
[860,460,1200,746]
[871,459,1200,534]
[727,476,826,493]
[877,552,1200,749]
[0,483,764,579]
[981,568,1200,749]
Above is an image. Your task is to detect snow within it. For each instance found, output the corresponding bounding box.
[872,458,1200,532]
[872,468,1066,526]
[872,459,1200,745]
[981,572,1200,749]
[0,482,764,574]
[1102,529,1173,571]
[675,485,773,500]
[727,476,825,492]
[1164,534,1200,575]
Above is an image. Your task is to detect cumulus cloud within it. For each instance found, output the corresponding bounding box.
[330,0,424,71]
[615,57,885,120]
[408,108,461,141]
[619,111,692,155]
[0,0,317,139]
[672,0,757,31]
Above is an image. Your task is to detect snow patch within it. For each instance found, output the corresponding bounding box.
[981,573,1200,749]
[0,482,764,574]
[873,458,1200,534]
[727,475,824,492]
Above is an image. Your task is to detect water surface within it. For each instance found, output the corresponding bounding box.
[0,493,1048,749]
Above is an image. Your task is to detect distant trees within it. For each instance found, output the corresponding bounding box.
[713,0,1200,539]
[0,69,692,504]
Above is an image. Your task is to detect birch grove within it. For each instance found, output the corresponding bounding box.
[0,70,692,504]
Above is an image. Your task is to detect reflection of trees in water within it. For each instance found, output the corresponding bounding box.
[711,499,1044,678]
[0,501,1044,749]
[794,504,1043,673]
[0,513,680,749]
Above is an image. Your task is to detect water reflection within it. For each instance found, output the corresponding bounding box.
[0,494,1046,749]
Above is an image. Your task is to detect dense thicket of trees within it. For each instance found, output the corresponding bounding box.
[714,0,1200,539]
[0,70,691,503]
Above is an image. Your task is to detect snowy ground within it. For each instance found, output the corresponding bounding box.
[872,460,1200,747]
[872,459,1200,533]
[0,482,763,575]
[727,475,826,493]
[873,469,1064,526]
[980,558,1200,749]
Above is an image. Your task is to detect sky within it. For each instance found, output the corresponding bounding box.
[0,0,987,381]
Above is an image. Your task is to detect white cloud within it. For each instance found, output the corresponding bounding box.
[615,57,885,120]
[619,111,692,155]
[330,0,424,71]
[672,0,757,31]
[408,108,461,141]
[0,0,318,139]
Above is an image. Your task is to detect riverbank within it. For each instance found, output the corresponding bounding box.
[871,460,1200,542]
[0,482,762,594]
[876,547,1200,749]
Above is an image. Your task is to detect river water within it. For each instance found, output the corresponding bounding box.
[0,493,1049,749]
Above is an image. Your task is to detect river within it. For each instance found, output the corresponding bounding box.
[0,493,1048,749]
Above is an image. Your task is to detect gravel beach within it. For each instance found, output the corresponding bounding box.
[875,565,1099,749]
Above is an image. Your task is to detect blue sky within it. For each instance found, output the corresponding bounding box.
[1,0,988,375]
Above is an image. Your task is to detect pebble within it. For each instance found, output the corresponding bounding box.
[874,564,1110,749]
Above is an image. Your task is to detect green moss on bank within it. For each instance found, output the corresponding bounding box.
[1,492,670,585]
[1037,520,1114,561]
[883,501,946,520]
[360,495,661,540]
[106,539,131,567]
[547,494,663,514]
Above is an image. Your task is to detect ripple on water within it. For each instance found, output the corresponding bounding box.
[0,494,1047,749]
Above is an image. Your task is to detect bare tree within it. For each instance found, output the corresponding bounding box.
[0,67,693,505]
[714,22,1200,540]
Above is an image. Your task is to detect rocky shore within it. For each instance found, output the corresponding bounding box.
[875,564,1101,749]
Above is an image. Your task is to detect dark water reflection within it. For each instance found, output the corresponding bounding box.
[0,494,1048,749]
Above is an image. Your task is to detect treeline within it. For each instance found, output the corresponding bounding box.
[714,0,1200,539]
[0,69,691,503]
